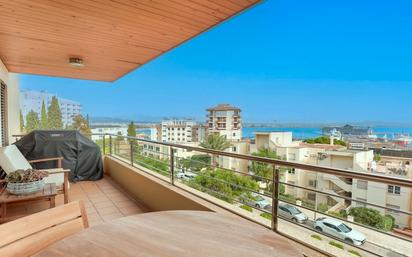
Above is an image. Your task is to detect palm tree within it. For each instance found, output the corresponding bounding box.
[199,134,232,169]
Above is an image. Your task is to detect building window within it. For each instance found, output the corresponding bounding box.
[308,179,317,188]
[387,185,401,195]
[232,146,237,152]
[307,193,316,201]
[288,168,295,174]
[0,81,8,146]
[357,180,368,190]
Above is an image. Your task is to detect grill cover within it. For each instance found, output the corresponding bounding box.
[14,130,103,182]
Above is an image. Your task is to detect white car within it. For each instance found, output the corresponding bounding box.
[176,171,197,180]
[240,193,271,209]
[278,203,308,223]
[314,217,366,245]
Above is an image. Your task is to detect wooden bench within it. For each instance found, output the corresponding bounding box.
[0,200,88,257]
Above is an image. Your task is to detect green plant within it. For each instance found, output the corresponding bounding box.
[240,205,253,212]
[348,249,362,257]
[349,207,395,231]
[304,136,346,146]
[250,147,282,179]
[260,212,272,220]
[301,200,315,210]
[6,169,48,183]
[279,193,296,203]
[187,168,259,203]
[311,234,322,240]
[329,241,344,250]
[180,155,211,171]
[329,210,347,219]
[200,134,232,168]
[317,203,329,213]
[377,214,396,231]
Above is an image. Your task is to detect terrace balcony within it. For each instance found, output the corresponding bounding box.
[1,1,412,256]
[4,132,412,256]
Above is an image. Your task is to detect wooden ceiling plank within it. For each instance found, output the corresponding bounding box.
[54,0,207,33]
[0,19,171,53]
[4,1,191,44]
[0,0,260,81]
[110,0,220,27]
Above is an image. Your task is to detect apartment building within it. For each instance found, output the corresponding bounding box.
[20,90,82,126]
[207,104,242,141]
[253,131,412,228]
[159,119,201,143]
[90,124,128,141]
[142,119,207,160]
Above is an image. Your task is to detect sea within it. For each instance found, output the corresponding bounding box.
[138,127,412,146]
[242,127,412,146]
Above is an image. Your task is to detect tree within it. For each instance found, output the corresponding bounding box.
[19,110,25,132]
[127,122,137,137]
[348,207,396,231]
[40,100,48,129]
[179,155,211,171]
[187,168,259,203]
[71,114,91,135]
[250,147,282,180]
[25,110,40,132]
[200,134,232,168]
[304,136,346,146]
[47,96,63,129]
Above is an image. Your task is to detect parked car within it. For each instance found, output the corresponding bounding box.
[314,217,366,245]
[176,171,197,180]
[240,193,271,209]
[278,203,308,223]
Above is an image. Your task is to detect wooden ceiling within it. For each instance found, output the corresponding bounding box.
[0,0,260,82]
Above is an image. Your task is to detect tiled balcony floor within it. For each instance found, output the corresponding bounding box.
[3,176,149,226]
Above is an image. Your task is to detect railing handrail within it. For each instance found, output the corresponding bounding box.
[98,133,412,188]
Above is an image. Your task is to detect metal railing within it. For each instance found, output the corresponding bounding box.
[14,133,412,256]
[95,133,412,256]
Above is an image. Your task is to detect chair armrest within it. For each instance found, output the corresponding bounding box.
[28,157,64,168]
[48,169,70,175]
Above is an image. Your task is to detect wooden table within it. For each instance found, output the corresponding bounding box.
[0,183,57,223]
[36,211,301,257]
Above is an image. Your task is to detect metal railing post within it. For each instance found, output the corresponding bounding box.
[170,146,175,185]
[271,165,280,232]
[109,135,112,155]
[130,139,134,166]
[102,134,106,155]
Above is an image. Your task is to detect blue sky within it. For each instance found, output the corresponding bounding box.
[20,0,412,123]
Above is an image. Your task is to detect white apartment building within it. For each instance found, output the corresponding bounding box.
[20,90,82,127]
[253,131,412,229]
[141,119,206,161]
[91,125,128,141]
[160,119,195,143]
[207,104,242,141]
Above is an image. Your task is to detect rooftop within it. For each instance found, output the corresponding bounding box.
[207,104,241,111]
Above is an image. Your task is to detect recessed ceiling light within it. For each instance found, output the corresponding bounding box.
[69,57,85,67]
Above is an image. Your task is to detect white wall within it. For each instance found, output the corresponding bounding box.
[0,58,20,145]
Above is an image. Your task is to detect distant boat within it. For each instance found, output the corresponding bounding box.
[322,124,372,136]
[393,135,412,146]
[324,128,342,139]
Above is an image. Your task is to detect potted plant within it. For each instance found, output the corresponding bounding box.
[5,169,49,195]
